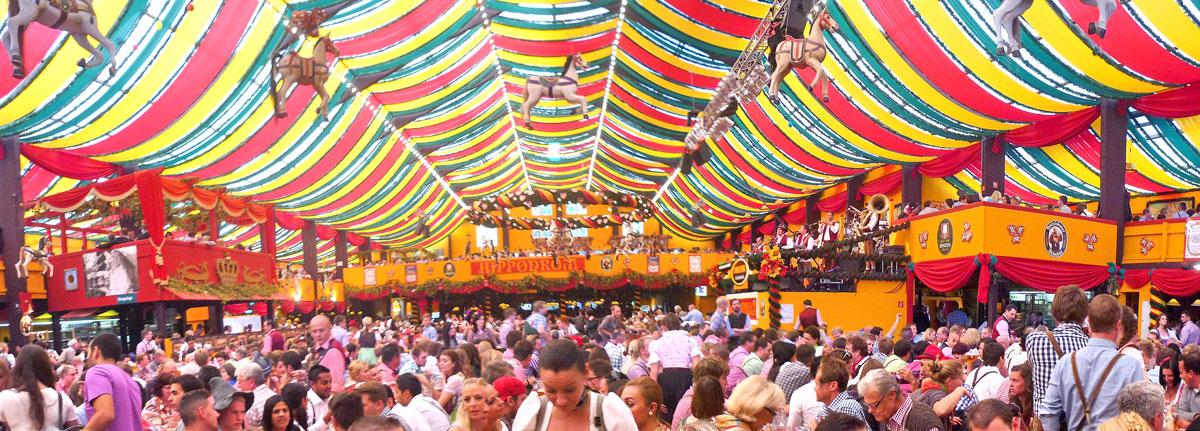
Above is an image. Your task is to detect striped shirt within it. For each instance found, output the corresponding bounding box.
[648,330,700,369]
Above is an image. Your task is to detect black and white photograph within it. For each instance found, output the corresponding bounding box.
[83,247,139,297]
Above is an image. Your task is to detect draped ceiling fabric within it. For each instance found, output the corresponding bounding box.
[3,0,1199,249]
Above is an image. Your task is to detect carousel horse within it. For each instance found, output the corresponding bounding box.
[768,9,840,102]
[15,236,53,279]
[271,9,339,120]
[3,0,118,78]
[993,0,1117,56]
[518,53,589,129]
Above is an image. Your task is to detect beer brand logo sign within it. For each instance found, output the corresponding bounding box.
[1082,233,1098,252]
[443,262,456,277]
[600,257,614,271]
[1187,220,1200,260]
[1007,225,1025,244]
[471,256,585,276]
[1045,221,1067,258]
[936,219,953,255]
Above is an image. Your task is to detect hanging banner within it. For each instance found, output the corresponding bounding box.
[470,256,586,276]
[1186,220,1200,261]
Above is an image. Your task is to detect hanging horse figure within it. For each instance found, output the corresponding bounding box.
[518,53,589,130]
[271,8,339,120]
[993,0,1118,56]
[15,236,53,279]
[768,7,840,102]
[3,0,118,79]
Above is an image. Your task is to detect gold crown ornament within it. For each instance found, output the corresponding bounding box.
[216,255,240,285]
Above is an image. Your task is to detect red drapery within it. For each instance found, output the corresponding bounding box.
[275,211,306,231]
[991,255,1111,293]
[918,146,980,178]
[21,144,124,180]
[1125,268,1200,297]
[1131,85,1200,119]
[857,171,903,198]
[1001,107,1100,147]
[911,255,979,293]
[781,206,807,225]
[817,192,847,213]
[347,232,367,246]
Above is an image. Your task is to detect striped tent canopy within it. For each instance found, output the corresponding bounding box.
[2,0,1198,246]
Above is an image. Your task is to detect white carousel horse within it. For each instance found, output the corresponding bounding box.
[768,10,840,102]
[16,237,53,279]
[518,53,589,129]
[993,0,1118,56]
[3,0,117,78]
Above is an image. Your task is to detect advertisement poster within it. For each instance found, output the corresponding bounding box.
[689,255,702,273]
[405,264,418,283]
[648,256,660,274]
[83,247,139,298]
[781,303,794,324]
[1186,220,1200,261]
[364,267,377,286]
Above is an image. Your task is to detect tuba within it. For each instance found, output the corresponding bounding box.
[868,194,890,217]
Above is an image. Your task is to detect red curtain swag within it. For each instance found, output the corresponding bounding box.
[857,171,903,198]
[1124,268,1200,297]
[1001,107,1101,147]
[816,191,848,213]
[911,254,1110,302]
[21,144,124,180]
[1131,85,1200,119]
[911,255,979,293]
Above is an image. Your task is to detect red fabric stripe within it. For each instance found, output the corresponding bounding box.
[603,118,683,154]
[21,144,123,179]
[516,116,598,133]
[492,31,615,55]
[791,68,939,156]
[1061,131,1171,194]
[693,163,770,208]
[1001,107,1099,147]
[334,0,454,54]
[21,166,60,202]
[710,135,811,194]
[658,0,762,37]
[424,125,508,163]
[181,86,316,178]
[459,168,522,196]
[402,92,504,136]
[74,3,257,155]
[866,0,1045,122]
[251,108,377,201]
[0,26,58,97]
[741,100,863,176]
[597,144,666,172]
[619,36,721,89]
[371,45,492,105]
[1058,1,1200,84]
[609,85,687,127]
[289,144,408,217]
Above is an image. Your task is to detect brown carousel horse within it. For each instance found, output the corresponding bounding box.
[3,0,118,78]
[273,35,338,119]
[768,9,839,102]
[518,53,589,129]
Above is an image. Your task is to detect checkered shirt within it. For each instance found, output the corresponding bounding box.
[820,391,866,423]
[1024,322,1088,412]
[887,395,914,431]
[774,362,811,403]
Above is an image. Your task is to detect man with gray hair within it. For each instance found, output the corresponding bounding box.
[1097,380,1164,430]
[857,369,943,431]
[235,362,276,428]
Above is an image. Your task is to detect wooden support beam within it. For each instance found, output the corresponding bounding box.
[980,136,1007,195]
[902,163,922,207]
[1099,98,1129,263]
[1,137,28,346]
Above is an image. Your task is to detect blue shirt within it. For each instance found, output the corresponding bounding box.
[1038,338,1144,431]
[946,310,971,328]
[709,311,729,334]
[421,325,437,340]
[683,309,705,325]
[527,312,548,335]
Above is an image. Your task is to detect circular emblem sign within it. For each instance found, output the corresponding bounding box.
[936,219,954,255]
[1045,220,1067,258]
[600,256,614,271]
[443,262,456,277]
[729,258,751,288]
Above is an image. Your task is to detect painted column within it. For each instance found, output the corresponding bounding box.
[0,137,28,346]
[335,230,348,280]
[980,136,1007,196]
[302,220,319,312]
[1098,98,1129,263]
[902,163,922,207]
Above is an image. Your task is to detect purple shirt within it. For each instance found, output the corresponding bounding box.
[727,347,751,391]
[1182,321,1200,346]
[85,364,143,431]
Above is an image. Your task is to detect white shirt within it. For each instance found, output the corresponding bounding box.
[966,365,1005,401]
[307,389,329,430]
[331,325,350,347]
[786,382,824,430]
[386,405,433,431]
[407,395,452,431]
[1005,344,1028,373]
[178,361,201,376]
[0,387,75,431]
[244,384,278,428]
[512,391,638,431]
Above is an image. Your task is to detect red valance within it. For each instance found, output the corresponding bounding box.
[816,192,847,213]
[857,171,903,198]
[911,255,979,293]
[918,146,980,178]
[1001,107,1100,147]
[1131,85,1200,119]
[347,232,367,246]
[21,144,124,180]
[781,206,807,226]
[1125,268,1200,297]
[992,255,1110,293]
[275,211,306,231]
[316,225,338,241]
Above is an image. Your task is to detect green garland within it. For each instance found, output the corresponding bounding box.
[343,270,707,298]
[167,278,279,301]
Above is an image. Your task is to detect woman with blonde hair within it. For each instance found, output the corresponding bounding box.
[912,359,969,428]
[713,375,785,431]
[449,378,505,431]
[346,360,371,388]
[625,338,651,380]
[622,377,669,431]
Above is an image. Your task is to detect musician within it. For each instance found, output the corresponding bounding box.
[774,225,794,249]
[751,236,766,255]
[861,206,889,272]
[818,212,840,243]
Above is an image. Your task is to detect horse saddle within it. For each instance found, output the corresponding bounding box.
[779,36,826,65]
[535,76,577,88]
[45,0,86,15]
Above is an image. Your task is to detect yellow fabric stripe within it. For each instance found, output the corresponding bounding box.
[1004,158,1066,201]
[911,1,1080,114]
[615,50,710,100]
[814,63,970,148]
[606,95,688,134]
[1022,0,1166,93]
[1127,0,1200,65]
[841,0,1014,131]
[782,88,928,163]
[322,2,419,39]
[755,94,889,169]
[1040,144,1100,189]
[621,26,726,78]
[123,8,282,169]
[724,115,834,187]
[289,149,423,216]
[600,113,681,160]
[490,20,616,42]
[497,49,609,68]
[638,0,751,52]
[382,61,495,112]
[41,0,223,149]
[593,148,670,178]
[0,0,125,125]
[338,2,474,69]
[706,0,772,19]
[367,33,487,93]
[255,110,386,200]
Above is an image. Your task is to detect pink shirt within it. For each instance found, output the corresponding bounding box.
[648,330,700,369]
[316,339,347,392]
[727,347,751,391]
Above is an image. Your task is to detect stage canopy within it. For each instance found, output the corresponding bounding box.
[3,0,1199,258]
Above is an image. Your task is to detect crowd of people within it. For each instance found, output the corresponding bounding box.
[0,285,1187,430]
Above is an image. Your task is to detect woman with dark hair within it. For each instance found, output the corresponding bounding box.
[260,395,302,431]
[511,339,637,430]
[0,344,79,430]
[468,314,498,346]
[142,374,177,431]
[681,376,725,430]
[1162,352,1183,418]
[436,349,469,412]
[996,362,1033,429]
[460,342,483,378]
